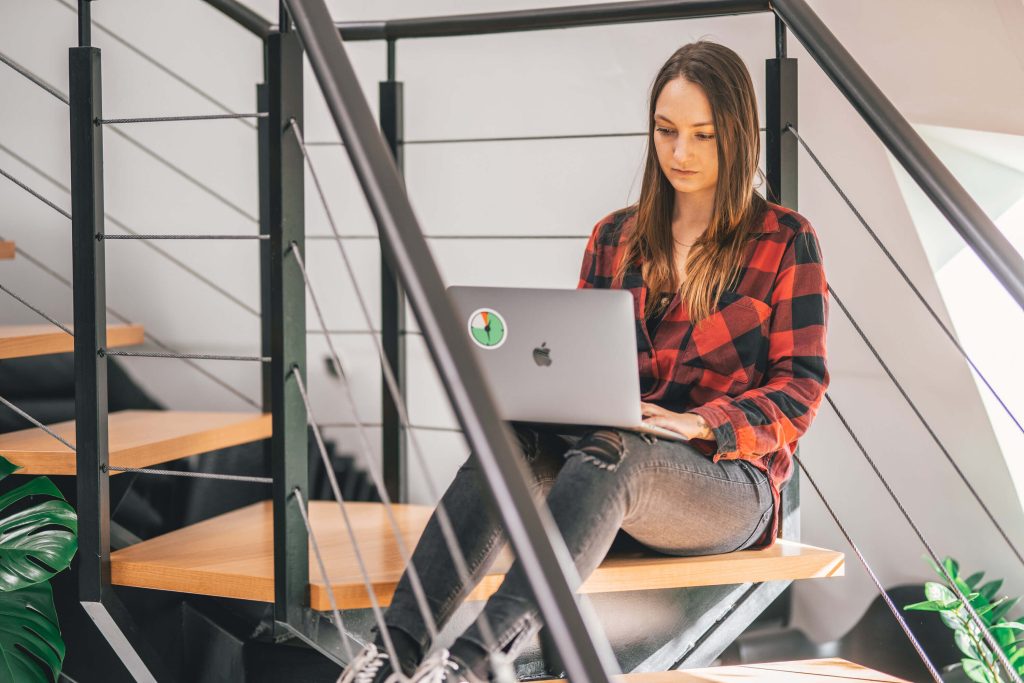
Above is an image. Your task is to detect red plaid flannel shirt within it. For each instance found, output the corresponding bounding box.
[577,202,830,549]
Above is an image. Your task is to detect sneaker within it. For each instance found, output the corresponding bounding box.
[337,642,404,683]
[408,648,486,683]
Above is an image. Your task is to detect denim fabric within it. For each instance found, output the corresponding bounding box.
[381,421,772,662]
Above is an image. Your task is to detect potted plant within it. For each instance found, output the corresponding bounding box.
[905,556,1024,683]
[0,455,78,681]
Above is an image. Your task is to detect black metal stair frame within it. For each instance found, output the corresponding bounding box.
[62,0,1024,681]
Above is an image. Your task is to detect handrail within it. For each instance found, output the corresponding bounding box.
[297,0,1024,311]
[281,0,620,680]
[201,0,272,39]
[771,0,1024,310]
[331,0,769,41]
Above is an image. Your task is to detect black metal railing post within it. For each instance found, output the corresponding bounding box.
[766,14,798,209]
[70,3,170,680]
[380,38,407,502]
[70,15,108,617]
[267,14,309,631]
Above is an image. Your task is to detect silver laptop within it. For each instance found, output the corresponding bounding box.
[446,285,686,442]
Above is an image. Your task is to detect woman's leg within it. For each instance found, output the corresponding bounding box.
[375,422,569,672]
[448,428,773,671]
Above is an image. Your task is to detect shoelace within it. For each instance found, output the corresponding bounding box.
[339,643,390,683]
[409,648,464,683]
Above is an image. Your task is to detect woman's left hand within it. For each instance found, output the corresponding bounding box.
[640,402,714,440]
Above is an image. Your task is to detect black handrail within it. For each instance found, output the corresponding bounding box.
[332,0,769,40]
[771,0,1024,310]
[202,0,272,39]
[281,0,620,680]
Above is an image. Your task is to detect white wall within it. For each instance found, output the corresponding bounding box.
[1,0,1022,648]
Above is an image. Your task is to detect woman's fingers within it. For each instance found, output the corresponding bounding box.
[640,401,664,416]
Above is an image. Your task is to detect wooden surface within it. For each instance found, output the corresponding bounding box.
[0,323,144,359]
[0,241,14,259]
[0,410,271,475]
[560,658,909,682]
[111,500,844,610]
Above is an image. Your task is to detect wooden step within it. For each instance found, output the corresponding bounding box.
[110,500,844,610]
[0,409,271,475]
[0,241,14,259]
[0,323,144,359]
[559,658,908,681]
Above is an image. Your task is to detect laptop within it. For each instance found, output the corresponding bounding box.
[446,285,687,442]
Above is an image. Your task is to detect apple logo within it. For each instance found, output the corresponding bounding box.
[532,342,552,367]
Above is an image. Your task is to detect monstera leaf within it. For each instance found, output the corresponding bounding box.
[0,456,77,591]
[0,582,64,682]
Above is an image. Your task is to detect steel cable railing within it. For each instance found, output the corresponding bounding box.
[282,1,620,679]
[0,135,261,318]
[287,118,517,678]
[788,124,1023,439]
[291,370,418,671]
[52,0,262,127]
[795,453,944,683]
[0,164,259,408]
[828,284,1024,567]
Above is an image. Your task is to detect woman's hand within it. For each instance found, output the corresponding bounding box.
[640,402,715,440]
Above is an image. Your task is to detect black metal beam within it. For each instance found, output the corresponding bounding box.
[773,0,1024,311]
[281,0,619,679]
[70,40,172,683]
[379,58,407,503]
[333,0,769,41]
[267,28,309,631]
[201,0,273,39]
[765,16,798,208]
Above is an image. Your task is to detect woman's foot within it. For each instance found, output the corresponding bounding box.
[408,648,486,683]
[337,642,403,683]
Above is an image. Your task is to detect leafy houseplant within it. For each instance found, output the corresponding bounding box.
[904,556,1024,683]
[0,455,78,682]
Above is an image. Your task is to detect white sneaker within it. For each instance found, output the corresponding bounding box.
[408,648,486,683]
[337,642,405,683]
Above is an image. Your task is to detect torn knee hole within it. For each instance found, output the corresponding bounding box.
[564,429,625,470]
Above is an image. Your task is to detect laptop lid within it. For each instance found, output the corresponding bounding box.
[446,285,643,428]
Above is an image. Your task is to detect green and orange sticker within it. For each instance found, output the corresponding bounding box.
[468,308,507,349]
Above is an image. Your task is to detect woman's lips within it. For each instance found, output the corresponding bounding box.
[673,169,698,175]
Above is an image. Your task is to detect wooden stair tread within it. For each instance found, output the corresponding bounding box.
[110,500,844,610]
[0,241,14,259]
[0,323,144,359]
[563,658,908,681]
[0,409,271,475]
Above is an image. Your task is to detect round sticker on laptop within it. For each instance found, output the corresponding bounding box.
[467,308,507,349]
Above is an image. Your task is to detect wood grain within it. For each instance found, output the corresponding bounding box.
[0,323,144,359]
[110,500,844,610]
[546,658,909,681]
[0,242,14,259]
[0,410,271,475]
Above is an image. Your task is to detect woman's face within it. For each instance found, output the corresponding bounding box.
[653,77,719,198]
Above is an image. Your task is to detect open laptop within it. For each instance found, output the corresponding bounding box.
[446,285,687,442]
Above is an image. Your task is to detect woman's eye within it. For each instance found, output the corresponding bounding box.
[697,133,716,141]
[655,127,676,135]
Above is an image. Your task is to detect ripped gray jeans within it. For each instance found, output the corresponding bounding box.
[381,421,773,663]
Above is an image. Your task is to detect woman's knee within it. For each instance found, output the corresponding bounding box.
[562,428,657,472]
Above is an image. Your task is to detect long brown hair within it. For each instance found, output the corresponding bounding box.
[614,41,768,325]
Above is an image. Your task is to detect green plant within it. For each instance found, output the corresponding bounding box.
[904,556,1024,683]
[0,455,77,682]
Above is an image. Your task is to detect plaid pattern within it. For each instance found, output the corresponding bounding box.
[577,202,830,548]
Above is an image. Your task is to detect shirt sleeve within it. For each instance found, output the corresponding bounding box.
[577,218,604,290]
[688,220,830,463]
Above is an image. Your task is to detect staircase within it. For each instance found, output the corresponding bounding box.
[4,0,1014,681]
[108,500,843,609]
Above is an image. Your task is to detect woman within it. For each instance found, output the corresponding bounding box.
[340,40,830,683]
